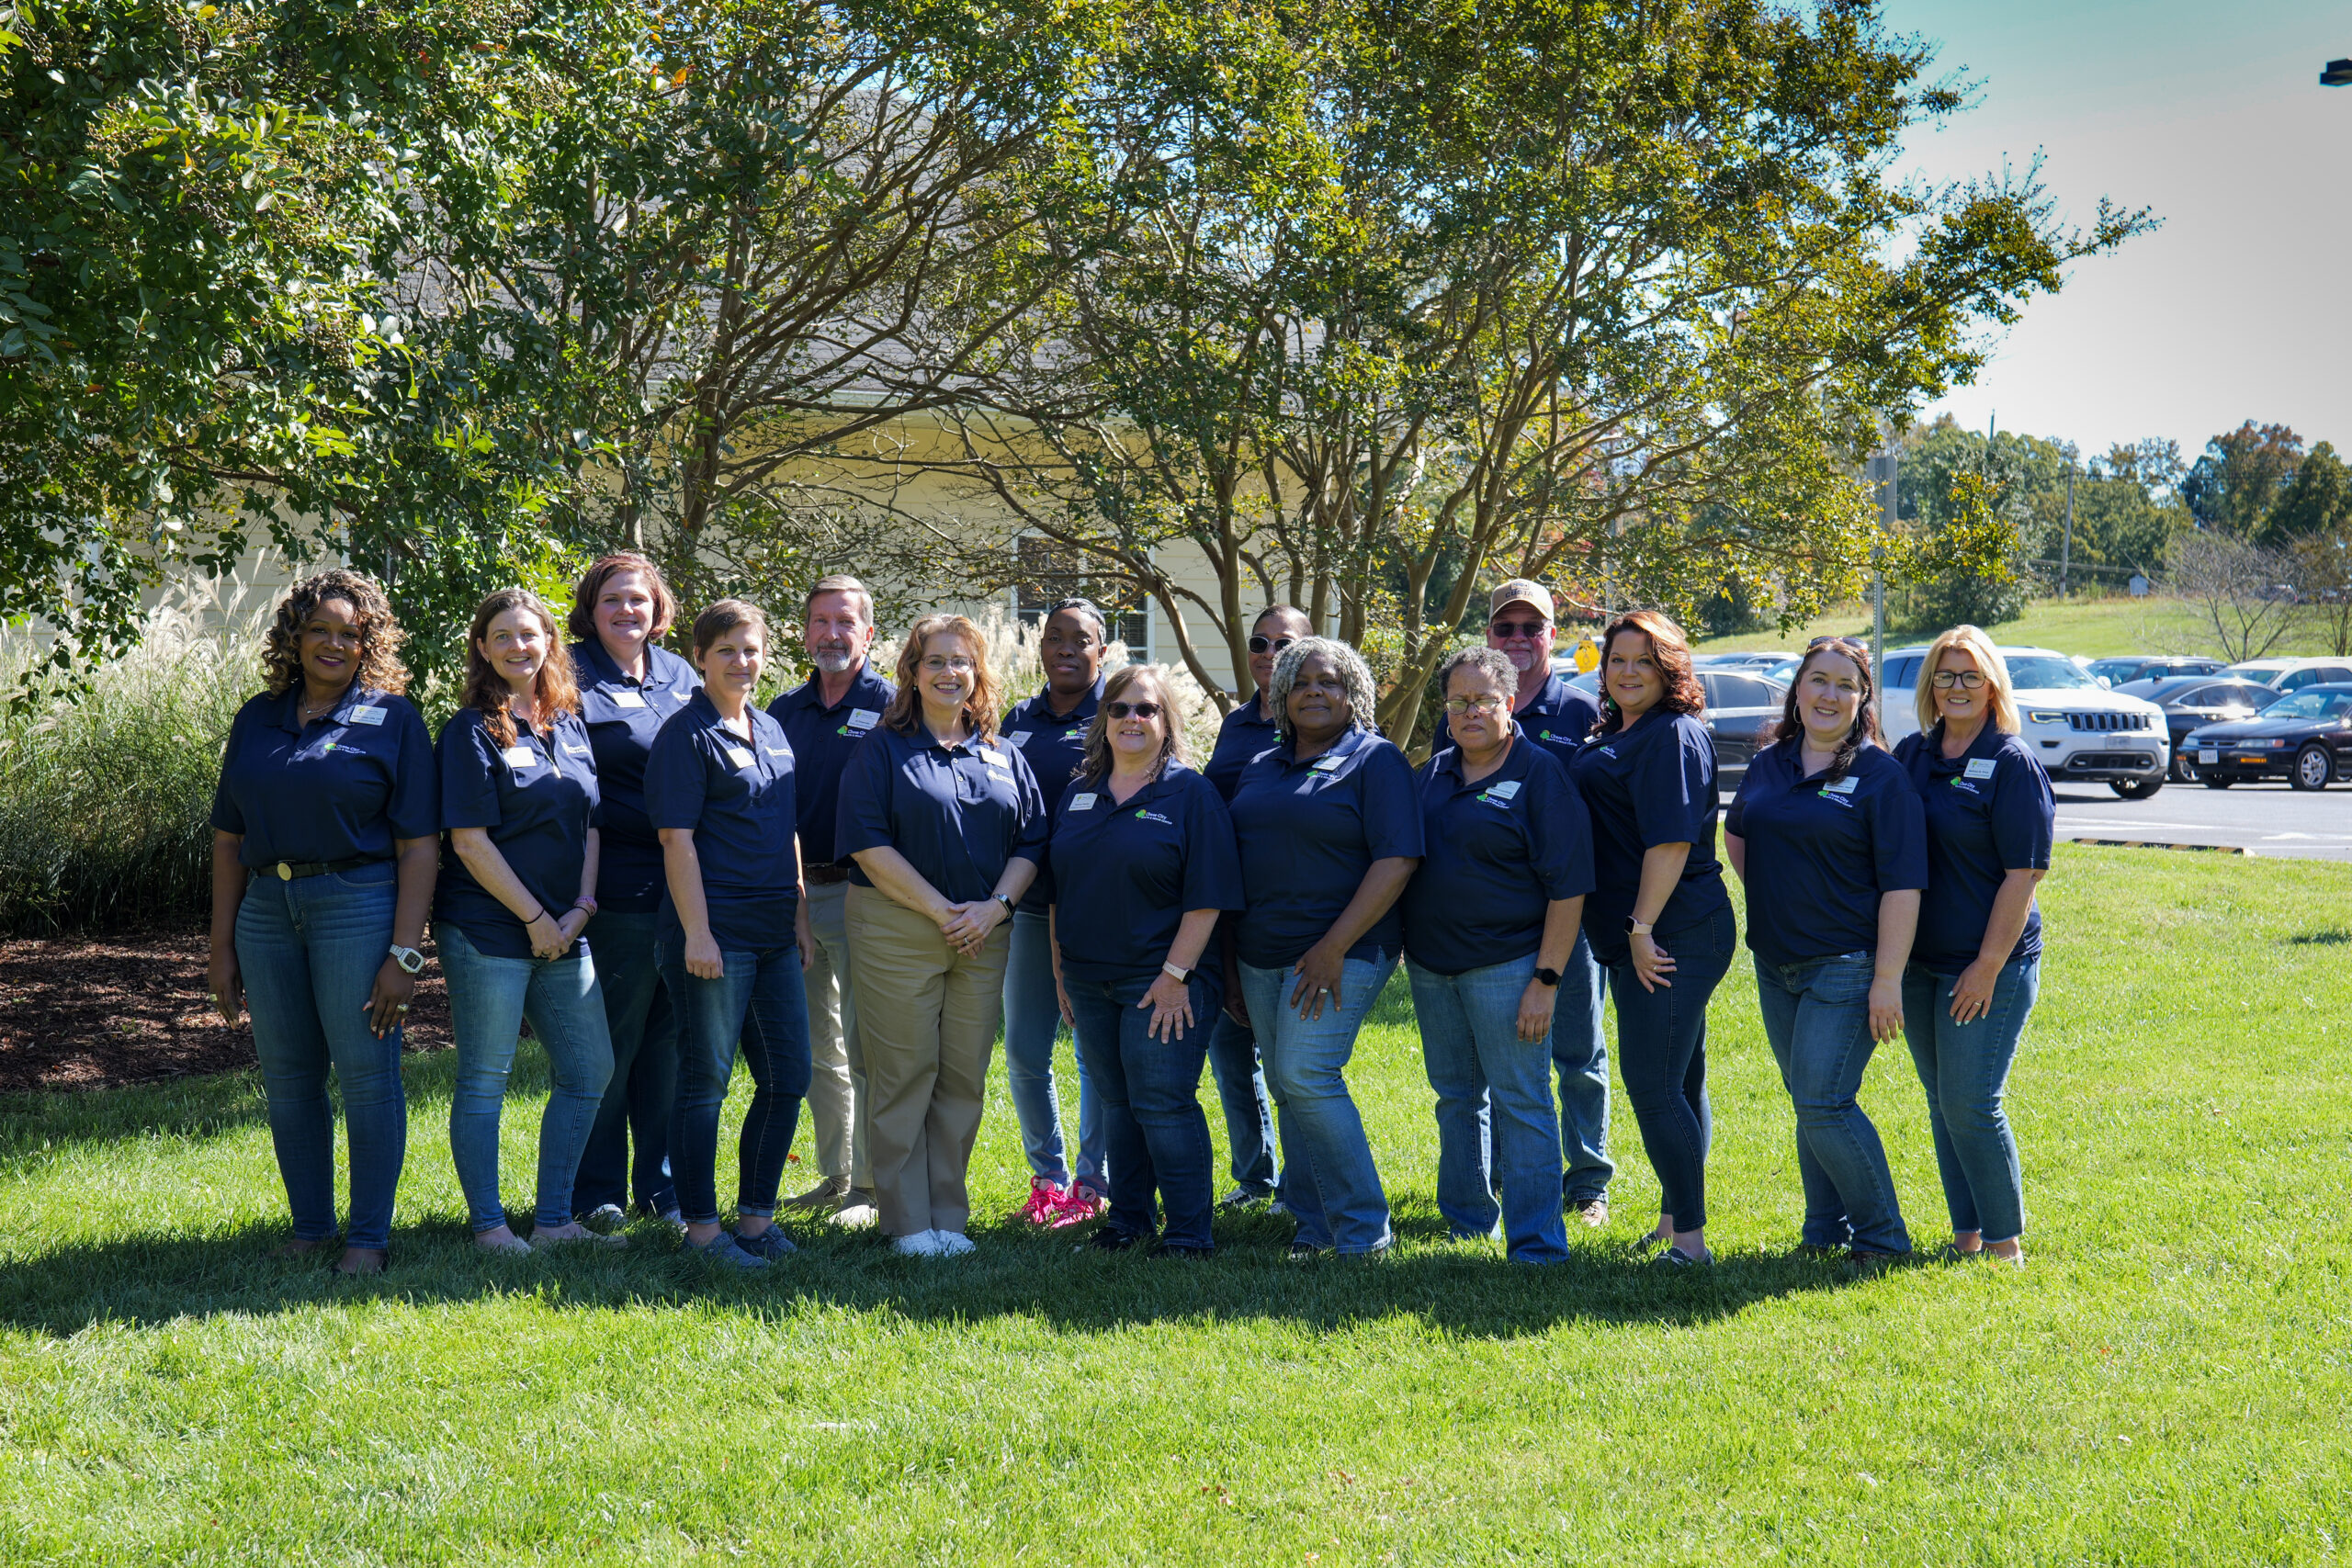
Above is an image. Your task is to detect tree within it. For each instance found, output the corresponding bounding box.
[2292,531,2352,658]
[2167,531,2301,663]
[2263,440,2352,545]
[2069,439,2186,575]
[2181,421,2303,539]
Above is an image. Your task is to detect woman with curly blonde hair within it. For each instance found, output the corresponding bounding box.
[208,569,438,1275]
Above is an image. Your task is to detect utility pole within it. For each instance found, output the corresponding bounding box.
[1868,447,1898,690]
[2061,468,2075,597]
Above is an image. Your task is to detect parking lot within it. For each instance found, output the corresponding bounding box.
[2047,779,2352,862]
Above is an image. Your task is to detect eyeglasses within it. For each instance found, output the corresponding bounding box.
[1248,635,1298,655]
[921,655,978,673]
[1442,693,1508,716]
[1930,671,1986,690]
[1489,620,1549,639]
[1105,700,1163,719]
[1808,635,1864,649]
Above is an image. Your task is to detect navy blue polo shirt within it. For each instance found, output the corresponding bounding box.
[644,692,799,952]
[1725,740,1928,968]
[210,684,437,869]
[767,661,897,867]
[1204,694,1282,803]
[1402,739,1596,976]
[572,639,699,913]
[835,721,1049,904]
[1430,672,1603,762]
[1227,726,1424,969]
[1002,677,1104,913]
[1037,763,1244,989]
[1894,723,2055,971]
[1566,708,1731,965]
[434,707,603,960]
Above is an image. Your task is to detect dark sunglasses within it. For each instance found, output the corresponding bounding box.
[1105,700,1164,719]
[1489,619,1549,639]
[1247,635,1298,655]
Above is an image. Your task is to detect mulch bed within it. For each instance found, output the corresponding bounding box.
[0,922,451,1095]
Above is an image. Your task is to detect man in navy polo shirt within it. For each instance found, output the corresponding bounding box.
[1430,579,1614,1227]
[767,574,896,1224]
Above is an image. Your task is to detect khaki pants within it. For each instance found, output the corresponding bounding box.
[801,878,865,1187]
[847,885,1010,1237]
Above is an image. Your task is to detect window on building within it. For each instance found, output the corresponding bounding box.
[1015,536,1148,657]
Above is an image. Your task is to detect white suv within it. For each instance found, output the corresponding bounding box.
[1881,644,2170,799]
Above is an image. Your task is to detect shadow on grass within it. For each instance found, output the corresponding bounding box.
[2284,931,2352,945]
[0,1201,1878,1342]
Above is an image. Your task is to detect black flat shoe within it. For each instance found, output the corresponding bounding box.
[1078,1227,1144,1254]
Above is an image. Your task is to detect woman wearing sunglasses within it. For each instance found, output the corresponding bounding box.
[838,614,1049,1257]
[1401,647,1592,1265]
[1724,637,1926,1267]
[1892,626,2052,1268]
[1041,666,1244,1258]
[1227,637,1423,1258]
[1199,604,1315,1211]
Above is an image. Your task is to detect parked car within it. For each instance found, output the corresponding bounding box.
[2113,676,2278,780]
[1550,666,1783,789]
[2221,657,2352,693]
[2087,655,2225,687]
[2182,684,2352,791]
[1880,644,2169,798]
[1694,650,1796,671]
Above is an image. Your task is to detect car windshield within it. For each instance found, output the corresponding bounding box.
[2002,656,2101,691]
[2260,690,2352,720]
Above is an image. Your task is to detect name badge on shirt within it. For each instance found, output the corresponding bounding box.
[764,746,789,757]
[1485,779,1522,800]
[1010,730,1033,749]
[727,745,756,770]
[1311,753,1344,773]
[1068,793,1098,811]
[613,691,649,709]
[1819,775,1859,795]
[563,743,591,756]
[982,747,1012,769]
[1963,758,1998,781]
[347,705,387,727]
[847,708,879,730]
[501,745,537,768]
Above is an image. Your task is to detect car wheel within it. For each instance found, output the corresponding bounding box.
[2290,743,2333,791]
[2168,750,2196,782]
[2111,776,2164,800]
[2202,774,2234,789]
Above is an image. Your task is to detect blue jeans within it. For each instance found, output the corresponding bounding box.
[1407,953,1569,1265]
[1756,952,1911,1255]
[1604,903,1735,1233]
[1067,975,1218,1250]
[1553,931,1613,1204]
[436,921,616,1234]
[660,941,815,1227]
[1903,958,2037,1244]
[1204,1011,1278,1198]
[1238,954,1396,1255]
[1004,909,1104,1190]
[234,862,408,1251]
[571,909,677,1217]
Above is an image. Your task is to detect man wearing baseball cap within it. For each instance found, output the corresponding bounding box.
[1429,577,1614,1226]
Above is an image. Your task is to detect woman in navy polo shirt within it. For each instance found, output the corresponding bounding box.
[646,600,815,1271]
[435,588,618,1256]
[1725,638,1927,1265]
[1043,665,1244,1258]
[1197,604,1313,1211]
[1000,597,1112,1226]
[1227,637,1422,1259]
[1894,626,2054,1268]
[1567,611,1735,1268]
[839,614,1050,1258]
[1402,648,1593,1266]
[565,552,698,1230]
[208,570,436,1276]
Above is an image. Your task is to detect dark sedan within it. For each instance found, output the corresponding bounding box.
[2183,684,2352,791]
[2114,676,2278,781]
[1561,667,1786,788]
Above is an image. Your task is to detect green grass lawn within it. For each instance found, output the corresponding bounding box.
[3,847,2349,1563]
[1694,593,2347,662]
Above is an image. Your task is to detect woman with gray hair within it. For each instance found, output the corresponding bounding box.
[1400,647,1594,1265]
[1226,637,1424,1258]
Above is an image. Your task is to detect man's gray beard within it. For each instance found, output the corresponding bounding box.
[810,648,857,674]
[1507,649,1542,673]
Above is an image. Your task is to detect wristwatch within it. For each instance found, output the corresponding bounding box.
[1624,918,1655,937]
[389,944,425,976]
[995,893,1016,918]
[1162,961,1193,982]
[1532,966,1561,987]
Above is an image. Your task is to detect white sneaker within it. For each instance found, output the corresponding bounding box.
[890,1230,942,1258]
[932,1230,976,1257]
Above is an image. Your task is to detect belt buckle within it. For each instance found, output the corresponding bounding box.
[277,863,293,881]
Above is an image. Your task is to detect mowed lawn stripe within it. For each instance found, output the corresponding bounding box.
[1,846,2346,1563]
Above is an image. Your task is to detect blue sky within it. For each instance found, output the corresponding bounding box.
[1881,0,2350,462]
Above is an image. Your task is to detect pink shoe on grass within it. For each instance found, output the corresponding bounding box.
[1048,1181,1109,1230]
[1017,1176,1066,1225]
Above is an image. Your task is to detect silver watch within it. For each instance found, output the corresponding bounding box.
[389,944,425,976]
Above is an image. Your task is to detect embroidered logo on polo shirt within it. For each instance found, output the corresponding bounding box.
[613,691,649,709]
[347,705,387,727]
[1069,793,1098,811]
[1949,777,1982,795]
[1135,808,1174,825]
[1598,745,1619,759]
[1963,758,1997,780]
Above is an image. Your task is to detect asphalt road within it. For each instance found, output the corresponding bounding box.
[2049,778,2352,862]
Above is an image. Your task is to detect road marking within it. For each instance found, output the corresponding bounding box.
[2069,838,2245,854]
